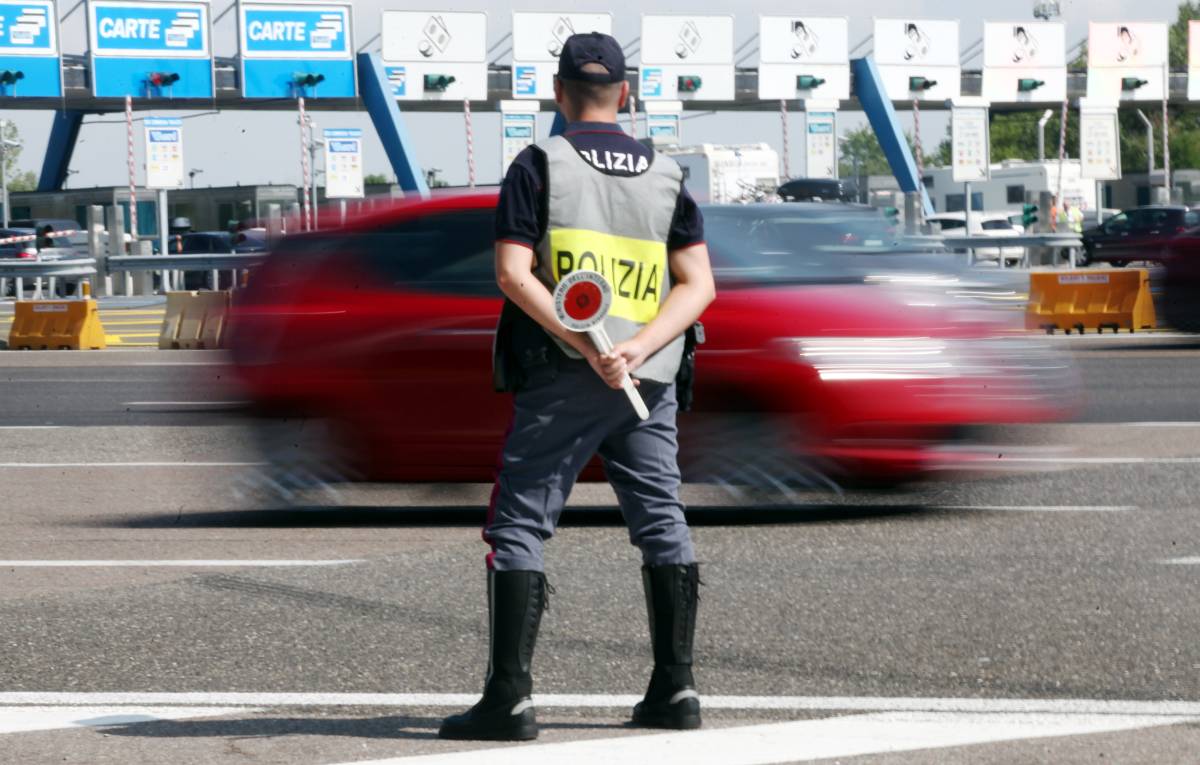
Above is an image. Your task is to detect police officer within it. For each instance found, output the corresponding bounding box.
[439,32,716,742]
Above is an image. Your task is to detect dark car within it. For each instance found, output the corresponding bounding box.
[172,231,268,289]
[777,178,857,203]
[1080,206,1200,266]
[0,227,38,260]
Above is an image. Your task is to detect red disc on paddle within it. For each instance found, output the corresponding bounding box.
[563,280,604,322]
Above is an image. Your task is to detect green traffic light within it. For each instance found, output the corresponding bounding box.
[1022,203,1039,227]
[1017,78,1044,92]
[796,75,826,90]
[0,70,25,85]
[908,76,937,92]
[1121,77,1148,91]
[424,74,456,92]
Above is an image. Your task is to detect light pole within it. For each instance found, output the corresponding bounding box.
[0,119,22,228]
[189,168,204,189]
[1037,109,1053,162]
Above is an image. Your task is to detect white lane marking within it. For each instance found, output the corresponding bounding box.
[329,712,1198,765]
[1120,422,1200,427]
[940,505,1134,512]
[0,462,263,468]
[0,560,364,568]
[0,706,252,736]
[2,694,1200,717]
[1159,557,1200,565]
[0,426,60,430]
[996,457,1200,465]
[0,379,159,383]
[132,362,225,367]
[122,401,248,407]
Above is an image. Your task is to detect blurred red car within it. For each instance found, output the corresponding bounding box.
[228,195,1072,493]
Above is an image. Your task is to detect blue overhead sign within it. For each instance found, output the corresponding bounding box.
[87,0,214,98]
[239,1,355,98]
[0,1,61,97]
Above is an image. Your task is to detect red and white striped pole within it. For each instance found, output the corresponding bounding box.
[912,99,924,189]
[464,99,475,188]
[298,96,311,231]
[1056,98,1068,227]
[1163,66,1172,194]
[780,100,789,178]
[126,95,137,241]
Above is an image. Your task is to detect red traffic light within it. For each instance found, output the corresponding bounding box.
[148,72,181,88]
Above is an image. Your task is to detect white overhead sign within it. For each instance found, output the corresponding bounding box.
[873,18,961,101]
[511,12,612,99]
[639,15,734,101]
[144,116,183,189]
[981,21,1066,103]
[381,11,487,100]
[1188,20,1200,100]
[1079,104,1121,180]
[1087,22,1168,102]
[758,16,849,101]
[950,102,990,183]
[805,109,838,180]
[500,101,538,174]
[323,128,363,198]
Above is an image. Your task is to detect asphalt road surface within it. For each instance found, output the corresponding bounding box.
[1,338,1199,764]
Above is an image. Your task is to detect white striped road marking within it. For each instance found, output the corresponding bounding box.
[939,505,1134,512]
[996,456,1200,465]
[0,560,364,568]
[2,694,1200,717]
[131,362,225,366]
[1120,422,1200,427]
[0,462,263,468]
[331,712,1198,765]
[1159,557,1200,565]
[0,706,250,736]
[0,426,60,430]
[122,401,249,407]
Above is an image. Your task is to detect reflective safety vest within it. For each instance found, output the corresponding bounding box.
[532,135,686,383]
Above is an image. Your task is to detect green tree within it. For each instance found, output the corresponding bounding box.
[363,173,389,185]
[1169,1,1200,68]
[8,171,36,191]
[1,120,24,183]
[837,124,921,179]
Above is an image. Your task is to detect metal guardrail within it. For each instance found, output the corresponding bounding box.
[941,235,1084,250]
[0,258,98,279]
[106,253,268,273]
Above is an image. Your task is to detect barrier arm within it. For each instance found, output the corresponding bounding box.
[357,52,431,198]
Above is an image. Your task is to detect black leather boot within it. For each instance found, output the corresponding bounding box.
[632,563,701,730]
[439,570,546,741]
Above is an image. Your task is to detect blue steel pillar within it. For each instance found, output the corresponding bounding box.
[851,56,934,217]
[37,110,84,192]
[357,52,430,197]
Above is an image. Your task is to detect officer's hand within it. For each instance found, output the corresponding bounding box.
[610,338,650,375]
[590,351,635,390]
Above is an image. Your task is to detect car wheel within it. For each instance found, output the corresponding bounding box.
[1076,249,1091,267]
[235,417,360,509]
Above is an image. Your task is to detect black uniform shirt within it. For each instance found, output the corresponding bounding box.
[494,121,705,250]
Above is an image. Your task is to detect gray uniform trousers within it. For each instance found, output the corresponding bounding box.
[484,359,695,572]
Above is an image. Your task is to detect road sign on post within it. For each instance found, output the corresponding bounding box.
[381,11,486,101]
[757,16,849,101]
[1087,22,1168,102]
[645,100,682,146]
[873,18,960,102]
[238,1,355,99]
[88,0,214,99]
[1079,100,1121,181]
[804,102,838,179]
[949,98,990,183]
[511,12,612,100]
[323,128,363,198]
[0,1,62,98]
[639,15,734,101]
[144,116,183,188]
[981,21,1066,104]
[500,100,538,174]
[1188,21,1200,101]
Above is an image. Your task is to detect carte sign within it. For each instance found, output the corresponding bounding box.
[1079,106,1121,180]
[640,15,734,101]
[238,2,355,98]
[758,16,850,100]
[511,12,612,99]
[381,10,487,100]
[981,21,1066,103]
[951,105,989,183]
[1087,22,1168,102]
[323,128,363,198]
[0,1,62,97]
[88,0,214,98]
[144,116,183,189]
[805,110,837,179]
[873,18,961,101]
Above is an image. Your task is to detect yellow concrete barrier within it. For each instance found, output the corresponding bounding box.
[159,290,232,350]
[7,300,107,350]
[1026,269,1157,333]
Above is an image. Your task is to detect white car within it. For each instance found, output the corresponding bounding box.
[927,212,1025,266]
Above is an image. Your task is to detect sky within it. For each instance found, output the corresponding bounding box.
[0,0,1186,190]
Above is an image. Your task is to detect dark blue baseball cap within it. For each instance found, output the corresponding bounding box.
[557,32,626,83]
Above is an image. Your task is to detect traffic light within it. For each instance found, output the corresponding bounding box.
[796,75,826,90]
[1022,203,1039,228]
[883,206,900,226]
[677,75,703,93]
[0,70,24,86]
[293,72,326,89]
[1121,77,1148,91]
[1017,78,1044,92]
[908,76,937,92]
[424,74,456,91]
[148,71,180,88]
